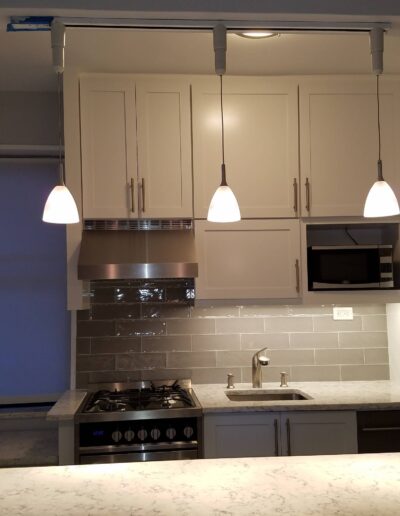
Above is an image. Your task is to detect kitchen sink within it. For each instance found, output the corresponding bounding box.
[225,389,313,402]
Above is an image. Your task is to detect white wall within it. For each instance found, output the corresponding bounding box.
[0,92,57,145]
[386,304,400,382]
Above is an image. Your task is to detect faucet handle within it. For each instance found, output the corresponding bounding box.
[280,371,289,388]
[227,373,235,389]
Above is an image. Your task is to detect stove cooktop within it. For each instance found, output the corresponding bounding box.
[76,380,202,422]
[84,382,195,413]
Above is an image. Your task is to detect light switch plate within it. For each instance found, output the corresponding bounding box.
[333,307,353,320]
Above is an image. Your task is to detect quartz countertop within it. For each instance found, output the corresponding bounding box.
[48,381,400,420]
[1,453,400,515]
[47,390,87,421]
[193,380,400,413]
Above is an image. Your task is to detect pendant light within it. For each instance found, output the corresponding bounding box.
[43,21,79,224]
[363,27,400,218]
[207,24,241,223]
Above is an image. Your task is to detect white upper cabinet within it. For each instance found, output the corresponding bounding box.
[80,74,193,219]
[192,77,300,219]
[136,78,193,218]
[80,76,137,219]
[299,77,400,217]
[195,219,301,300]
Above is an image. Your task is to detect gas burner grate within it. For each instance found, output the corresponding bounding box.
[83,382,195,413]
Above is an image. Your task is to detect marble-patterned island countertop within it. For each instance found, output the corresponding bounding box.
[193,380,400,413]
[1,452,400,515]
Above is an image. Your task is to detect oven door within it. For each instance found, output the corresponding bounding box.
[80,448,199,464]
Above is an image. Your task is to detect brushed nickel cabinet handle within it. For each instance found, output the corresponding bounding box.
[130,178,135,213]
[274,418,279,456]
[362,427,400,432]
[286,418,291,456]
[141,178,145,212]
[295,259,300,293]
[305,177,310,213]
[293,177,298,214]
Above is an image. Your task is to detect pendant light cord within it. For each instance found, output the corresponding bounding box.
[57,72,65,185]
[219,74,228,186]
[220,74,225,165]
[377,74,381,163]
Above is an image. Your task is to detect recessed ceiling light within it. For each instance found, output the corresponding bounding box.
[237,31,278,39]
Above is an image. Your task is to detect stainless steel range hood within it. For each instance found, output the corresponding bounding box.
[78,229,198,280]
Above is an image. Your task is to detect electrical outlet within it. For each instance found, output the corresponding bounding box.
[333,307,353,320]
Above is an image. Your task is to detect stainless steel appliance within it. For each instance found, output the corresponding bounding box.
[307,244,394,290]
[75,379,202,464]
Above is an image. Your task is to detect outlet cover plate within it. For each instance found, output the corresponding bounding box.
[333,307,353,320]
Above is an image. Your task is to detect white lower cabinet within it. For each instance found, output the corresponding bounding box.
[203,410,357,458]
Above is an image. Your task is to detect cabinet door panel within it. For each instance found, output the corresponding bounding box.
[203,413,278,458]
[80,76,137,219]
[195,219,301,300]
[136,78,192,218]
[300,78,400,217]
[282,411,357,456]
[192,77,299,218]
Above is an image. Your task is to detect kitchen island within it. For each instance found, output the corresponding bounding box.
[0,453,399,515]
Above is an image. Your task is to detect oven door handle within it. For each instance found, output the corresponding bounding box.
[80,449,199,464]
[79,441,198,455]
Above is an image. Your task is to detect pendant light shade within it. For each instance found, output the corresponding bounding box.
[207,165,241,222]
[43,165,80,224]
[363,28,400,218]
[364,172,400,218]
[43,21,80,225]
[207,24,241,223]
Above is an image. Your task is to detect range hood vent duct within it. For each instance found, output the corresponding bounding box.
[83,219,193,231]
[78,227,198,280]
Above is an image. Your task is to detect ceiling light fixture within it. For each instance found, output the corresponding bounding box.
[363,27,400,218]
[207,24,241,223]
[237,31,277,39]
[43,21,79,224]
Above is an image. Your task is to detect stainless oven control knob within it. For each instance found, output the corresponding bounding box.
[166,427,176,440]
[124,429,135,442]
[111,430,122,443]
[137,428,148,441]
[150,428,161,440]
[183,426,194,439]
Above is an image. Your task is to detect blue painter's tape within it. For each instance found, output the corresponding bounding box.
[7,16,53,32]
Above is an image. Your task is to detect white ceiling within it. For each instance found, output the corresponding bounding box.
[2,27,400,91]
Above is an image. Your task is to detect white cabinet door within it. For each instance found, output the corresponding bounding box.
[299,77,400,217]
[203,413,279,459]
[195,219,301,300]
[80,74,192,220]
[136,77,193,218]
[192,77,299,218]
[281,411,358,456]
[80,75,137,219]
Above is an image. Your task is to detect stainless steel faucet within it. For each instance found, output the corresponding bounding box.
[252,347,270,388]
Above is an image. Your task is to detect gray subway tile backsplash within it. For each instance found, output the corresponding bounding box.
[290,332,338,349]
[339,332,388,348]
[75,280,389,388]
[192,334,241,351]
[240,333,290,350]
[91,337,141,354]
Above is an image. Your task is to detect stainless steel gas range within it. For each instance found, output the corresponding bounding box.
[74,379,203,464]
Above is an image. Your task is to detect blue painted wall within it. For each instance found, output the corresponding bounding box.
[0,162,70,400]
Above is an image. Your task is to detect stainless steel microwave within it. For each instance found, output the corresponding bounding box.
[307,245,394,290]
